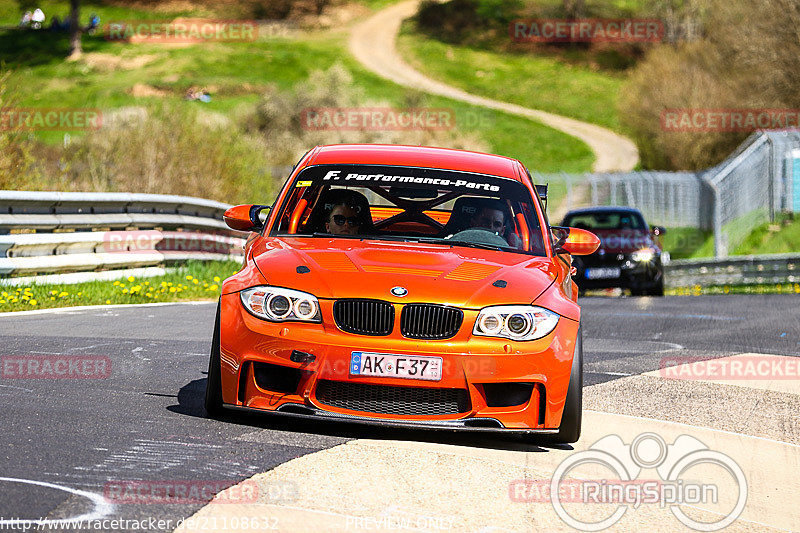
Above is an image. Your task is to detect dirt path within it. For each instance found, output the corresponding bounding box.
[348,0,639,172]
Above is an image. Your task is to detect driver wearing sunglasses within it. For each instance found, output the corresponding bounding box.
[325,202,363,235]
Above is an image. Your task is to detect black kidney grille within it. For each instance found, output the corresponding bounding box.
[315,380,470,416]
[333,299,394,336]
[400,304,463,339]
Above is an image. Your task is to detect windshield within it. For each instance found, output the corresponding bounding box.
[562,211,647,231]
[269,164,546,256]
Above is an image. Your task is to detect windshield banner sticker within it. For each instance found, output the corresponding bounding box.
[321,169,501,192]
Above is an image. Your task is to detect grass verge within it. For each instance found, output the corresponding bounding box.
[397,24,626,132]
[0,260,240,313]
[667,283,800,296]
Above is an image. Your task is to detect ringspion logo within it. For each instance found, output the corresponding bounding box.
[512,432,747,531]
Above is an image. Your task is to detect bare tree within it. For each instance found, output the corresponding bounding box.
[562,0,585,18]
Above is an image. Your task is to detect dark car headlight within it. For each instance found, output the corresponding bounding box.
[240,286,321,322]
[473,305,559,341]
[630,248,657,262]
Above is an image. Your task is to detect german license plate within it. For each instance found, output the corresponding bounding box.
[350,352,442,381]
[585,267,621,280]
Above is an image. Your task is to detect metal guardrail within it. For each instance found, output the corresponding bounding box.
[665,253,800,288]
[0,191,246,281]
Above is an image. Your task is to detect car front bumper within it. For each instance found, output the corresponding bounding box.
[218,292,580,431]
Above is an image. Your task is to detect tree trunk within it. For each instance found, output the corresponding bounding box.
[68,0,81,58]
[563,0,585,19]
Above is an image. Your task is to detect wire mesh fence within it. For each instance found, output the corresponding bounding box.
[532,130,800,257]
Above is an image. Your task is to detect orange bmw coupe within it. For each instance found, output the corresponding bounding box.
[206,144,599,443]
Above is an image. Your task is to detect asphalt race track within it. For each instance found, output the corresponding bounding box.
[0,295,798,532]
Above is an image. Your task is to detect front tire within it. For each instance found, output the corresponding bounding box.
[553,327,583,444]
[647,277,665,296]
[204,300,224,418]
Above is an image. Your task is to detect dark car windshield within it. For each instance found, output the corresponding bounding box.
[269,164,547,256]
[562,210,647,231]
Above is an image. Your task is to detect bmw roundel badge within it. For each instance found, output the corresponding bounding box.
[391,286,408,297]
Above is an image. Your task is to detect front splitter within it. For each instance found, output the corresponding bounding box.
[223,403,559,435]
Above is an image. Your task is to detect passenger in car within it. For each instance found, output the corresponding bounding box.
[469,202,523,249]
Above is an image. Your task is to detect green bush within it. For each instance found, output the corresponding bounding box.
[58,104,274,203]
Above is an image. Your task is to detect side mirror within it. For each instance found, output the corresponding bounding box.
[651,225,666,236]
[552,226,600,255]
[223,204,271,232]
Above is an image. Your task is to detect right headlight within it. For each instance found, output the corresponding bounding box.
[473,305,559,341]
[240,286,321,323]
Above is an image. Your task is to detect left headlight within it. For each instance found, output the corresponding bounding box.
[473,306,559,341]
[240,286,321,323]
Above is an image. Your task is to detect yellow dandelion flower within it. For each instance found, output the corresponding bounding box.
[146,293,153,298]
[122,289,129,294]
[50,297,55,301]
[0,300,5,304]
[29,299,37,306]
[186,275,193,281]
[169,287,177,293]
[127,276,135,282]
[213,276,220,282]
[209,284,218,291]
[105,299,111,304]
[59,292,68,297]
[192,279,199,285]
[113,281,121,286]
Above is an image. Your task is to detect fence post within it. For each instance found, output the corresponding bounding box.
[711,183,725,258]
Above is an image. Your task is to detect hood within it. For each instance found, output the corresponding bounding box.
[590,229,659,254]
[250,237,559,309]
